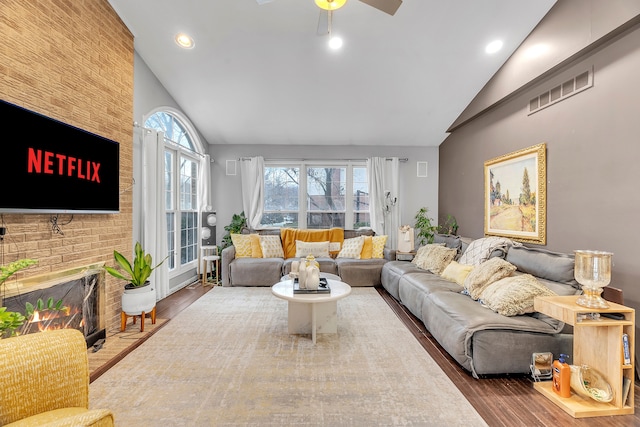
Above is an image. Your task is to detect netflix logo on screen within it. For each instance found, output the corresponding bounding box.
[27,148,102,183]
[1,100,120,214]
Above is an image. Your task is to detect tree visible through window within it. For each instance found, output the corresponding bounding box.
[263,163,369,229]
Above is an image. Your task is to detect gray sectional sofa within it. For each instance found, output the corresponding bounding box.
[221,228,394,287]
[381,234,579,378]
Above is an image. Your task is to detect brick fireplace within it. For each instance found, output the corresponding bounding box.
[1,264,106,347]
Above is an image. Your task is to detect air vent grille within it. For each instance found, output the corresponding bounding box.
[528,68,593,115]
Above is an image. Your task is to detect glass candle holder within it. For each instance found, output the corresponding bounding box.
[574,250,613,309]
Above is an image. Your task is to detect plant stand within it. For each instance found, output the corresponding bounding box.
[120,307,156,332]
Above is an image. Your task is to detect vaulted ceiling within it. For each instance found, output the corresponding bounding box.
[109,0,556,146]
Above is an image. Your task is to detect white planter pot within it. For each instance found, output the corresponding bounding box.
[121,282,156,315]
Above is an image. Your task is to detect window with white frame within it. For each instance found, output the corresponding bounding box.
[262,162,369,229]
[145,111,200,275]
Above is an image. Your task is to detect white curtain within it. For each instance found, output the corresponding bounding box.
[240,156,264,230]
[142,130,169,300]
[367,157,400,249]
[198,154,212,212]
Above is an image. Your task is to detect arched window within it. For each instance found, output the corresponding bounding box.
[145,110,203,282]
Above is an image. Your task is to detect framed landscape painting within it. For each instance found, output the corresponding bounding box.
[484,143,546,245]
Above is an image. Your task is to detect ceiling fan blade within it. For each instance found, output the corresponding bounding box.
[317,10,329,36]
[359,0,402,16]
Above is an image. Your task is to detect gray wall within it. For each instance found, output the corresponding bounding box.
[440,15,640,362]
[209,144,439,245]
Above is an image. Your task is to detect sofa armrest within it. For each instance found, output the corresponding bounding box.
[384,247,396,261]
[221,246,236,287]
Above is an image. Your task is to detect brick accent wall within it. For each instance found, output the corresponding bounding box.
[0,0,134,331]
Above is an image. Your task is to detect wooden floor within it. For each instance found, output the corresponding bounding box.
[90,282,640,426]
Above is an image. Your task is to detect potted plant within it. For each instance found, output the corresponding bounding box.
[438,214,459,235]
[105,242,167,315]
[221,211,247,249]
[414,207,438,245]
[0,258,37,338]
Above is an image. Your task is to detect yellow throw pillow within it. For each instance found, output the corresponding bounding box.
[230,234,252,258]
[371,235,387,258]
[337,236,365,259]
[360,236,373,259]
[441,261,474,286]
[259,235,285,258]
[250,234,263,258]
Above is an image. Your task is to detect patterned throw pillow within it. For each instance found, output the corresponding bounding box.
[413,245,457,274]
[441,261,474,285]
[259,235,285,258]
[250,234,263,258]
[295,240,330,258]
[411,243,445,266]
[458,236,512,266]
[480,274,557,316]
[337,236,365,259]
[371,235,387,259]
[230,234,253,258]
[463,257,517,300]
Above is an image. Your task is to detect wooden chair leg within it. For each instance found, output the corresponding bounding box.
[151,306,157,325]
[120,311,127,332]
[139,311,145,332]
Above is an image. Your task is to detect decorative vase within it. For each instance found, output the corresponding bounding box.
[306,266,320,290]
[121,281,156,315]
[304,255,320,269]
[298,265,307,289]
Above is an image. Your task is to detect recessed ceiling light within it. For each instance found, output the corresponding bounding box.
[485,40,503,54]
[175,33,195,49]
[329,36,343,50]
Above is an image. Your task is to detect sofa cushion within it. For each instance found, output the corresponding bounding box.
[434,234,462,251]
[413,245,457,275]
[458,236,512,266]
[463,257,517,300]
[259,235,285,258]
[336,258,387,286]
[338,236,365,259]
[506,245,578,286]
[441,261,474,286]
[480,274,557,316]
[229,257,284,286]
[295,240,329,258]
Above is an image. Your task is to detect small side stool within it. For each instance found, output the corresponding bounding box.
[201,245,220,286]
[121,307,156,332]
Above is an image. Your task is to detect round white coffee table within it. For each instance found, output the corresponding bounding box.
[271,279,351,344]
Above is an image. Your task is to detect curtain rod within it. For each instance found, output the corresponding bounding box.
[134,122,206,159]
[239,157,408,162]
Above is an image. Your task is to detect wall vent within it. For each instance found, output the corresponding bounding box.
[528,68,593,115]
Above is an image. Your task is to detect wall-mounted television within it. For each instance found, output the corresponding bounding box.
[0,100,120,214]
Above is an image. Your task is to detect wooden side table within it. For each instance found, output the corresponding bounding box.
[533,295,635,418]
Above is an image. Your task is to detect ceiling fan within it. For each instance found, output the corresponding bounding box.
[256,0,403,16]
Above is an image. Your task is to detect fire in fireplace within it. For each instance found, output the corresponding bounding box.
[1,264,106,347]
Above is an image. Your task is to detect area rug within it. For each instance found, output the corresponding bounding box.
[90,287,487,426]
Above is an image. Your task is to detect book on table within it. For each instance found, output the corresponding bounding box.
[293,278,330,294]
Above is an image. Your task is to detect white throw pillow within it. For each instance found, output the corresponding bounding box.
[337,236,365,259]
[259,235,285,258]
[295,240,330,258]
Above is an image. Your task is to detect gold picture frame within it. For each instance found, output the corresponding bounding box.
[484,143,546,245]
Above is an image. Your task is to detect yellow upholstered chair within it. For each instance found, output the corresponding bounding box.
[0,329,114,427]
